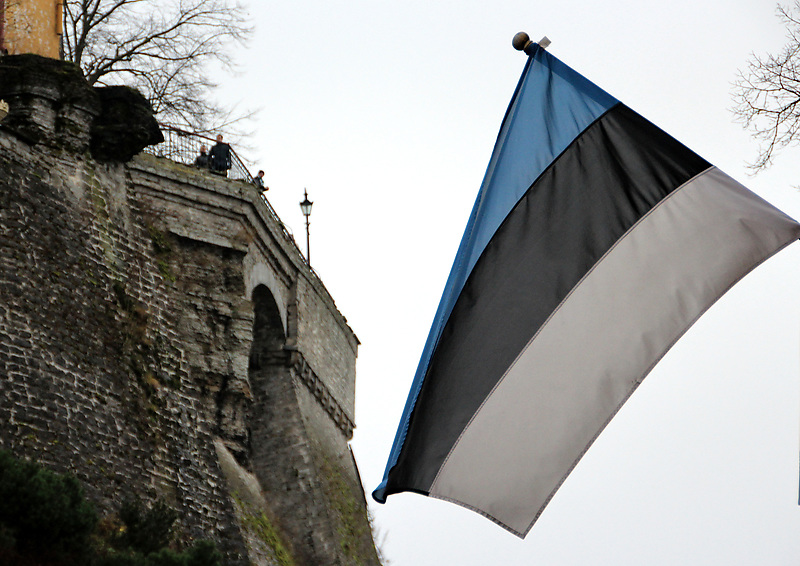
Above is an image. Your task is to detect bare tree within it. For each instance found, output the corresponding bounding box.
[62,0,253,132]
[732,2,800,171]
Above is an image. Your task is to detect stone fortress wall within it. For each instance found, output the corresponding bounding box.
[0,54,380,566]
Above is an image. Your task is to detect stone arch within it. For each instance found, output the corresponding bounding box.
[245,262,288,336]
[248,284,286,371]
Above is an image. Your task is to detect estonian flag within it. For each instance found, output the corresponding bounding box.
[373,40,800,537]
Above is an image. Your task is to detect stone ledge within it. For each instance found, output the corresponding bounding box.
[290,350,355,439]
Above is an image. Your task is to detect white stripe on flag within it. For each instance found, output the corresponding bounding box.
[429,167,800,536]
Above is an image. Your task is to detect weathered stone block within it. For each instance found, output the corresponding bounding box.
[91,86,164,162]
[0,54,98,150]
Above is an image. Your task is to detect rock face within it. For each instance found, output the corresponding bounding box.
[91,86,164,161]
[0,57,379,565]
[0,54,98,150]
[0,54,163,159]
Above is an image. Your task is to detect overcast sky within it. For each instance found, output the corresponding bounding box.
[215,1,800,563]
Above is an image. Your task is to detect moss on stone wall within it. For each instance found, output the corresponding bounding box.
[314,447,380,566]
[145,223,176,283]
[233,494,296,566]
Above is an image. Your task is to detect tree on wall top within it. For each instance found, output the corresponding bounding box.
[61,0,253,134]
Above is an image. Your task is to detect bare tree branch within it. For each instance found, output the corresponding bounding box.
[62,0,254,136]
[732,1,800,170]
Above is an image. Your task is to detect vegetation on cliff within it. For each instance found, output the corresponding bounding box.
[314,447,383,566]
[0,452,221,566]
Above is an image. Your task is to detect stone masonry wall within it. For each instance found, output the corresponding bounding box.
[295,275,359,421]
[0,130,252,562]
[0,56,379,566]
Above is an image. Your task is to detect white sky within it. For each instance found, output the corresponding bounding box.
[214,1,800,563]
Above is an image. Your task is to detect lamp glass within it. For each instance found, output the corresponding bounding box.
[300,196,313,217]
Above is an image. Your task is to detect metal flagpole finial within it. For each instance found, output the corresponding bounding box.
[512,32,551,55]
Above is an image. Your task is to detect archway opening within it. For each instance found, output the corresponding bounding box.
[249,284,286,371]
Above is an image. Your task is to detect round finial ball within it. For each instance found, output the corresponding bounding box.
[512,32,531,51]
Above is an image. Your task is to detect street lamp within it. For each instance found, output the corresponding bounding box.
[299,188,313,265]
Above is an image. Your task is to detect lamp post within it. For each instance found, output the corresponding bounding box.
[299,188,313,265]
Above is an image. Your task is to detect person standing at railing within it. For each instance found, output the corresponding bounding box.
[209,134,232,176]
[194,145,210,168]
[253,170,268,192]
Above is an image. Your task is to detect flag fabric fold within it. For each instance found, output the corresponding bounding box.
[373,42,800,537]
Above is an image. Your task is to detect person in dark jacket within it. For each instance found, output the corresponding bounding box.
[253,170,267,190]
[194,145,209,168]
[209,134,232,175]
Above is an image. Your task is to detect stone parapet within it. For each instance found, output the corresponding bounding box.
[0,54,98,150]
[0,54,163,158]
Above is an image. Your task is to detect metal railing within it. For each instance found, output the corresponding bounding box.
[144,124,254,183]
